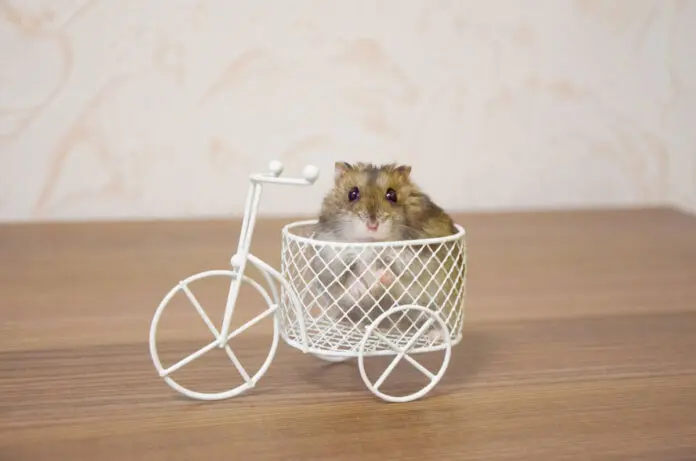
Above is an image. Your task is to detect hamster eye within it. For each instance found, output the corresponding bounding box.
[385,188,397,203]
[348,187,360,202]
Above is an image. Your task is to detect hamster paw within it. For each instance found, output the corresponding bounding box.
[347,280,368,302]
[377,268,395,286]
[426,327,445,344]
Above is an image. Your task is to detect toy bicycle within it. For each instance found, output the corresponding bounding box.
[149,161,467,403]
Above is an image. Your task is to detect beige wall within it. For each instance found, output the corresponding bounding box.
[1,0,695,222]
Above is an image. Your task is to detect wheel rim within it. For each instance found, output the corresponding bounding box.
[357,305,452,403]
[149,270,279,400]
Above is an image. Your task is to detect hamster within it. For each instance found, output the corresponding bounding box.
[309,161,465,342]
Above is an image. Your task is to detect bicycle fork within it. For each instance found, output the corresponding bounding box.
[218,180,264,348]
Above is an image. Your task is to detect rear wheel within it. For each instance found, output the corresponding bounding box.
[357,305,451,403]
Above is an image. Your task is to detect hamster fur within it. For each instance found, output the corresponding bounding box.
[310,161,465,341]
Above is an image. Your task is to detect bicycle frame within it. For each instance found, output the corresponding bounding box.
[217,163,319,348]
[148,160,466,403]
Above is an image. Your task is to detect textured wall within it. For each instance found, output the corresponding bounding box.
[1,0,695,222]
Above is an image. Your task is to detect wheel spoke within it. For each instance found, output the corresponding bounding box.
[226,304,278,341]
[180,282,271,385]
[181,283,220,340]
[224,346,252,384]
[151,269,282,401]
[357,305,453,403]
[369,316,440,391]
[371,316,435,354]
[160,338,219,377]
[402,354,436,380]
[372,330,403,353]
[373,352,406,391]
[402,317,436,350]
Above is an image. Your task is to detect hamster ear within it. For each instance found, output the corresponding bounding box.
[394,164,412,179]
[334,161,353,182]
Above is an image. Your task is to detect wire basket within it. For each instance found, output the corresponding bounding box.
[279,219,467,357]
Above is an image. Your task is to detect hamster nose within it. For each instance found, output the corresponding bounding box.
[366,219,379,231]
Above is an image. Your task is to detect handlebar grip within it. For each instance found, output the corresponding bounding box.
[250,162,319,186]
[267,160,284,177]
[302,165,319,183]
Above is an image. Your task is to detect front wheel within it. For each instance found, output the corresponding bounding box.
[149,269,279,400]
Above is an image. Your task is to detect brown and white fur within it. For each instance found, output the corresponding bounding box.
[309,162,464,342]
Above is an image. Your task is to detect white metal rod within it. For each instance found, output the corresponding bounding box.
[247,253,309,351]
[181,284,219,340]
[243,183,263,250]
[372,330,405,354]
[224,347,252,384]
[219,183,263,344]
[181,282,253,384]
[218,274,243,346]
[160,338,219,377]
[370,315,437,390]
[403,317,436,350]
[373,351,407,391]
[249,175,313,186]
[402,354,436,380]
[226,304,278,341]
[260,267,279,305]
[234,181,256,261]
[373,315,436,356]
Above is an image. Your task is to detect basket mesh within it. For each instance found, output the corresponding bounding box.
[279,222,467,355]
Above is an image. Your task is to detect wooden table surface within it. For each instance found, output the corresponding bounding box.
[1,207,695,460]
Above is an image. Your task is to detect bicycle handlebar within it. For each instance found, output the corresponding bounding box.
[249,161,319,186]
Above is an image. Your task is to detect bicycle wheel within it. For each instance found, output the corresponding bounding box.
[149,269,278,400]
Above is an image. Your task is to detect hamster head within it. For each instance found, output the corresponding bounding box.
[317,161,418,242]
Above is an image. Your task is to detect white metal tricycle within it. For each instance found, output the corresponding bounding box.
[149,161,467,403]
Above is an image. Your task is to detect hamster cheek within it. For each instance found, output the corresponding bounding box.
[345,215,369,240]
[377,219,394,239]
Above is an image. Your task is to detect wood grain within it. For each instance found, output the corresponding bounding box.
[1,207,695,460]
